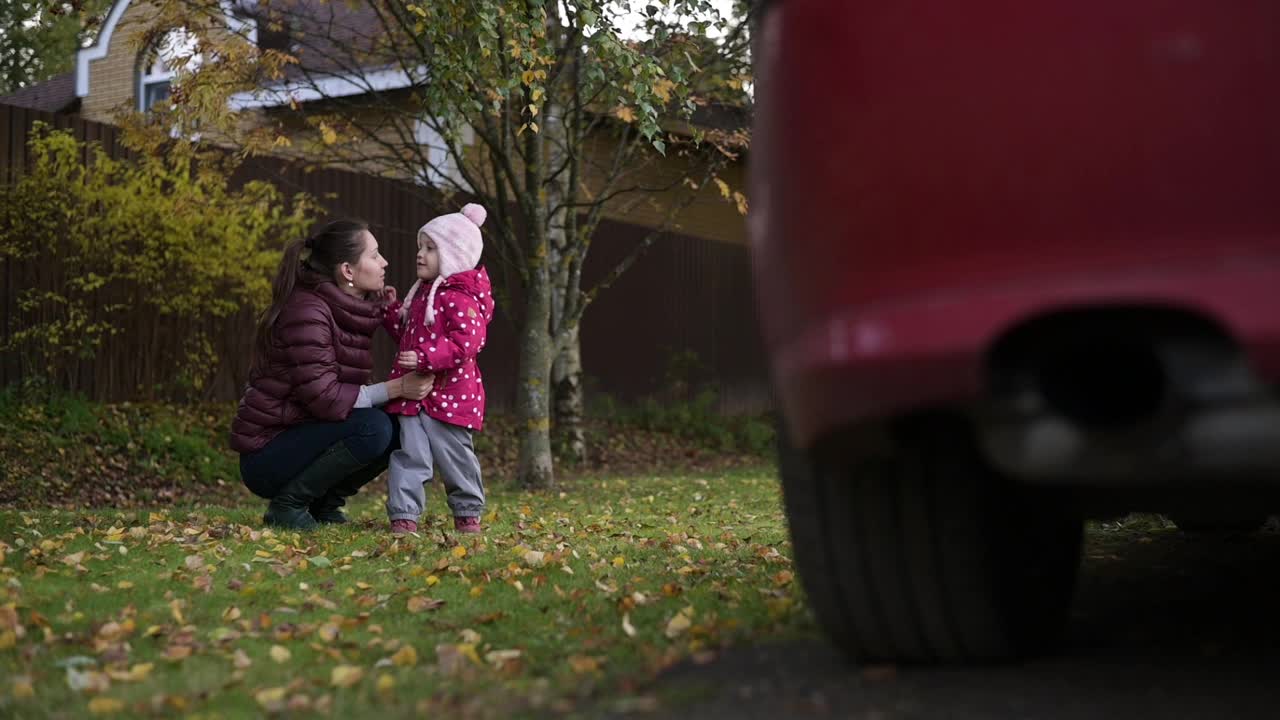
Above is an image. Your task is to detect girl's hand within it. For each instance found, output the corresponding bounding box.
[397,351,419,370]
[381,286,398,304]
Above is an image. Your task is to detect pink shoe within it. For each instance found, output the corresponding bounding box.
[454,516,482,534]
[390,519,418,534]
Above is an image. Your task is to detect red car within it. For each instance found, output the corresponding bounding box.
[751,1,1280,662]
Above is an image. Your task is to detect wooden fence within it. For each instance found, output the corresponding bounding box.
[0,102,771,412]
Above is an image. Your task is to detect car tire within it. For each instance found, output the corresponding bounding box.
[779,414,1083,662]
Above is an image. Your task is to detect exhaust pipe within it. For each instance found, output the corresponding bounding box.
[1036,335,1167,430]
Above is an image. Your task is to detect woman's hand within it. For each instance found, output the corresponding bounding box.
[397,351,419,370]
[399,372,434,401]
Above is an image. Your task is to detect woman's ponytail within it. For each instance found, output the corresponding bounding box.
[251,237,307,372]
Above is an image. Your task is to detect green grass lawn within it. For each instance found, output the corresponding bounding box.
[0,467,815,718]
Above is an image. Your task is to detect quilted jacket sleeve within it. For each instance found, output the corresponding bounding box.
[382,301,404,342]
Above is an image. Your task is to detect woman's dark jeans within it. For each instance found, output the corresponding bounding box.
[240,409,398,499]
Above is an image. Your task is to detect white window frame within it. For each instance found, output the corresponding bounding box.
[137,28,202,112]
[137,54,175,112]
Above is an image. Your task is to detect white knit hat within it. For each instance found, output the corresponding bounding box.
[401,203,486,325]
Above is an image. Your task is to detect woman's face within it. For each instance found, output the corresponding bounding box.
[340,231,388,295]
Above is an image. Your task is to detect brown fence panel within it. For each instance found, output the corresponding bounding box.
[0,102,770,412]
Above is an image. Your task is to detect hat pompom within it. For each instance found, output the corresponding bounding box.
[460,203,487,228]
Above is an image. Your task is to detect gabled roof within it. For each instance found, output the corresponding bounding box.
[0,72,79,114]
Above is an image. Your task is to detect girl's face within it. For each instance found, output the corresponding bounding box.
[416,235,440,281]
[340,231,388,295]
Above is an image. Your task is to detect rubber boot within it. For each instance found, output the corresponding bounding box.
[309,457,387,524]
[263,443,365,530]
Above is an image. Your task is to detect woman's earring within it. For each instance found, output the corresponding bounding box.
[348,281,354,287]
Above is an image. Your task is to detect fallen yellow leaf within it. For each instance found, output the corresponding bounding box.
[106,663,153,682]
[567,654,603,674]
[115,581,133,590]
[11,675,34,698]
[425,575,440,586]
[391,645,418,667]
[96,622,127,641]
[269,645,291,663]
[163,644,192,661]
[522,550,545,567]
[451,546,467,559]
[254,686,287,711]
[376,674,395,693]
[0,604,19,631]
[622,613,637,638]
[330,665,364,688]
[458,643,481,664]
[87,697,125,715]
[665,608,693,639]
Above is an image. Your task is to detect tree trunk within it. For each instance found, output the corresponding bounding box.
[516,263,555,489]
[552,323,586,462]
[543,94,588,465]
[516,64,555,491]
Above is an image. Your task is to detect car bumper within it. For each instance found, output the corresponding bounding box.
[772,253,1280,452]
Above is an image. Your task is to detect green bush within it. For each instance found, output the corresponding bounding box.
[583,351,775,456]
[598,388,774,456]
[0,124,319,397]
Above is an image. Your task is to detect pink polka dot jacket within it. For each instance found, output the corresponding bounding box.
[382,266,494,430]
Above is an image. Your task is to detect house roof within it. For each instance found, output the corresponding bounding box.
[77,0,749,137]
[242,0,401,79]
[0,72,79,114]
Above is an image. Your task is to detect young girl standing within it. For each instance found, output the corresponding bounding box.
[382,204,494,534]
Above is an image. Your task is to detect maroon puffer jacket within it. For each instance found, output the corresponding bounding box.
[229,273,385,453]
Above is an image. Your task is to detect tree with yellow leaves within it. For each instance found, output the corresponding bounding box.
[134,0,752,488]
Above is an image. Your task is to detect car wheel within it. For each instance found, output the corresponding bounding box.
[779,414,1083,662]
